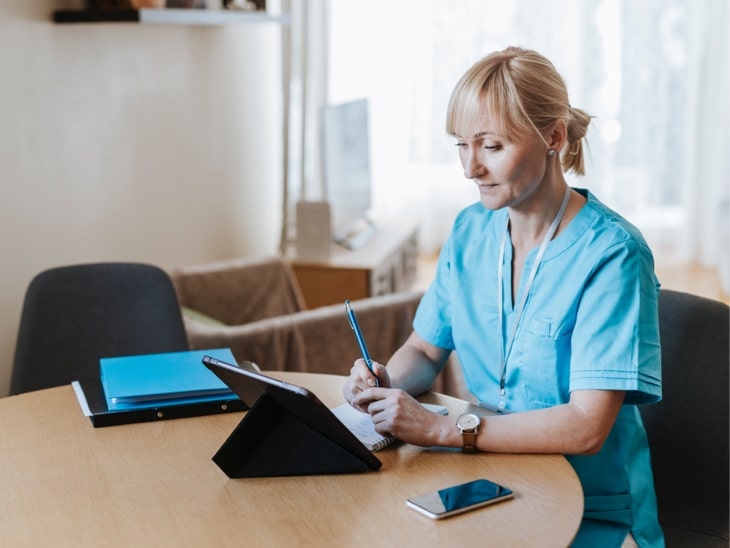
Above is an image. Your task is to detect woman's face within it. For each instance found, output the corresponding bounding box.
[454,110,550,212]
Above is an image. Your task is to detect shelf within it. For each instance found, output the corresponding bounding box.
[53,8,290,26]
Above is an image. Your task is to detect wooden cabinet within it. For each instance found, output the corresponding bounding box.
[290,222,419,309]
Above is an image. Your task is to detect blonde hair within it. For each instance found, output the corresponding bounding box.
[446,46,592,176]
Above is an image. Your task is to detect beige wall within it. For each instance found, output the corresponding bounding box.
[0,1,284,396]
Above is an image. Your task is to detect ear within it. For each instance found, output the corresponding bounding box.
[546,119,568,153]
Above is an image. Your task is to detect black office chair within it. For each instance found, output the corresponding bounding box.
[10,262,190,395]
[639,289,729,547]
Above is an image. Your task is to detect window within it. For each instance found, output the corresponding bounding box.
[323,0,727,265]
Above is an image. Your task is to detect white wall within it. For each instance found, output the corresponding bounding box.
[0,1,284,396]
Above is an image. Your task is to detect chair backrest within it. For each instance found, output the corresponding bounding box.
[10,263,190,395]
[639,289,729,546]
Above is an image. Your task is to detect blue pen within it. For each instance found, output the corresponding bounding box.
[345,299,379,387]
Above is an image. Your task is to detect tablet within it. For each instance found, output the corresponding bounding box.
[202,356,382,477]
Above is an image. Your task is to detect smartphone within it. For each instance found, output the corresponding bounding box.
[406,478,514,519]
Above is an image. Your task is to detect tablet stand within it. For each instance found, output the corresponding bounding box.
[213,393,376,477]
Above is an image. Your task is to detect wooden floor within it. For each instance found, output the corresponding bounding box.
[415,255,729,305]
[653,263,729,304]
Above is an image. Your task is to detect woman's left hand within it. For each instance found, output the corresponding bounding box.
[352,387,452,447]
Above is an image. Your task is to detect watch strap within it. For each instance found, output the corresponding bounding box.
[457,413,480,453]
[461,430,478,453]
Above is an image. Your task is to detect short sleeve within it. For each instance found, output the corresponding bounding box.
[413,234,456,350]
[569,239,662,405]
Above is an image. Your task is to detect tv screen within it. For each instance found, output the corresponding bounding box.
[320,98,374,248]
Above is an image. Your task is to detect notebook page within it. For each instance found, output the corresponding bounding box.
[331,402,448,451]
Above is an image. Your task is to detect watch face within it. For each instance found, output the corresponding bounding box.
[457,414,480,430]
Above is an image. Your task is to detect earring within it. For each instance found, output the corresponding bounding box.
[547,149,556,156]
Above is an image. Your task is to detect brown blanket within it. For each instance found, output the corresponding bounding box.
[170,256,306,325]
[170,257,470,400]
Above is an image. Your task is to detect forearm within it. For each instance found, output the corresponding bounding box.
[439,390,625,455]
[386,333,449,396]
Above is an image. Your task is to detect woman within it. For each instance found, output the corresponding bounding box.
[343,47,663,547]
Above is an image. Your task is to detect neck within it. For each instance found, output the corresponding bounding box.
[508,184,571,251]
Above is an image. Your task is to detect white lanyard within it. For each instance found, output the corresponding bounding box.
[496,185,571,402]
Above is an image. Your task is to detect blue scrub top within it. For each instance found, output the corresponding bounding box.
[414,189,664,547]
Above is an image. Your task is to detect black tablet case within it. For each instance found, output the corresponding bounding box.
[203,356,382,477]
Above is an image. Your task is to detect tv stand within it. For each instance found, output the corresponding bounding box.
[290,221,418,308]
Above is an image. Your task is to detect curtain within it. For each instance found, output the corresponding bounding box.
[279,0,328,253]
[682,0,729,292]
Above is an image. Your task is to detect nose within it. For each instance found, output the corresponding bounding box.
[462,148,487,180]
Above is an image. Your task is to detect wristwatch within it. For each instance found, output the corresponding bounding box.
[456,413,481,453]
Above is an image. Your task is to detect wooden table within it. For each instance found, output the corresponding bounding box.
[0,372,583,547]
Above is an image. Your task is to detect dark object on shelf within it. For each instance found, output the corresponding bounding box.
[166,0,206,7]
[87,0,133,8]
[54,9,140,22]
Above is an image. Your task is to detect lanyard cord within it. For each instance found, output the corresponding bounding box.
[496,185,571,397]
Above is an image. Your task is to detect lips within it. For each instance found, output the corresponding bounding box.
[476,182,498,190]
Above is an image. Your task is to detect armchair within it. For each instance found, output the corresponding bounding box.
[639,289,729,546]
[170,255,307,326]
[169,256,469,399]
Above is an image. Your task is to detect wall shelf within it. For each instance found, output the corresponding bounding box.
[53,8,290,26]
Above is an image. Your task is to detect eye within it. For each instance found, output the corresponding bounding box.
[483,144,500,151]
[454,142,467,149]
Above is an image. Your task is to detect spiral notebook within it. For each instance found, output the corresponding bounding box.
[331,402,449,451]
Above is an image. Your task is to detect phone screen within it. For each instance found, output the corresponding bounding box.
[406,478,513,519]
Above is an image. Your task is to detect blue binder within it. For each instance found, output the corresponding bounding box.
[100,348,237,411]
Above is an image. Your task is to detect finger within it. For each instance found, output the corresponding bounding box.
[344,371,372,401]
[351,358,376,386]
[370,361,390,388]
[352,387,387,410]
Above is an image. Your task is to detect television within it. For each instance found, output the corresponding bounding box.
[320,98,375,250]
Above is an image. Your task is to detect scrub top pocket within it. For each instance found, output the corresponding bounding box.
[516,318,571,407]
